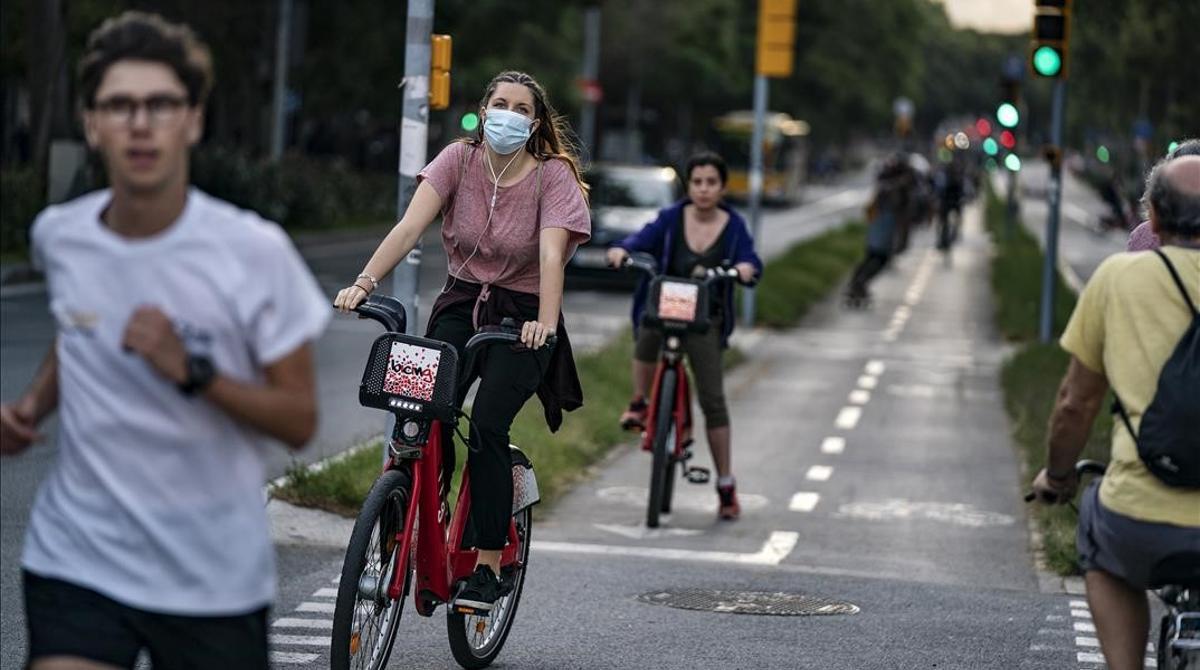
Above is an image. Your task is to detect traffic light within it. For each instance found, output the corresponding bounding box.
[999,130,1016,150]
[460,112,479,132]
[1031,0,1071,78]
[983,137,999,156]
[430,34,452,110]
[996,103,1020,129]
[975,118,992,137]
[756,0,797,78]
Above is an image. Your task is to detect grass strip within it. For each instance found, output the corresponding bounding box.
[752,221,866,327]
[984,185,1111,575]
[273,219,865,516]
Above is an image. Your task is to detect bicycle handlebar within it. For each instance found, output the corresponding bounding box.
[617,251,742,287]
[464,318,557,353]
[346,294,408,333]
[1023,459,1108,503]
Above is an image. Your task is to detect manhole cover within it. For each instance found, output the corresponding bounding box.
[637,589,859,616]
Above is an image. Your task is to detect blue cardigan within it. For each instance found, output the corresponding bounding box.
[611,199,764,348]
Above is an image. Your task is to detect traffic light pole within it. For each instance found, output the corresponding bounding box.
[384,0,434,461]
[1038,78,1066,343]
[393,0,433,336]
[741,73,768,327]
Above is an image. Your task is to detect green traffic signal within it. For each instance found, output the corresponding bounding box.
[460,112,480,132]
[996,103,1020,129]
[1032,45,1063,77]
[1096,145,1110,163]
[1004,154,1022,171]
[1168,141,1180,154]
[983,137,999,156]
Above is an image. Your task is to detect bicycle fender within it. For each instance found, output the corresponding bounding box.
[510,444,541,513]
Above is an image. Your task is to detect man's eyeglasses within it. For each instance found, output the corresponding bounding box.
[91,94,191,127]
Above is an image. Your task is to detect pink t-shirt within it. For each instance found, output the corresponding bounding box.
[418,141,591,295]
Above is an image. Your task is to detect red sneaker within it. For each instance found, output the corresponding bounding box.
[717,483,740,520]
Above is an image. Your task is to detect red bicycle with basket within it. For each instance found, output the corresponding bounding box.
[330,294,544,670]
[619,252,741,527]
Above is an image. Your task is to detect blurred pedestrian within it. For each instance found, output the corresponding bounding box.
[1127,138,1200,251]
[845,154,920,305]
[0,12,329,668]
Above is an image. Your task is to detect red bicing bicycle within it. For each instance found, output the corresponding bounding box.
[619,253,740,527]
[330,294,546,670]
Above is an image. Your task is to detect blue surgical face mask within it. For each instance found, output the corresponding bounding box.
[483,108,534,155]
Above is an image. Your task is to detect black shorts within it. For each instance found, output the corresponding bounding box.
[23,571,269,669]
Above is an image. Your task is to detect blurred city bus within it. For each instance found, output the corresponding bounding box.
[712,110,810,205]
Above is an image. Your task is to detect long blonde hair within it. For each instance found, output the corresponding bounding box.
[463,71,589,199]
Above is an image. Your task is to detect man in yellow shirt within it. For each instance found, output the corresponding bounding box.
[1031,155,1200,670]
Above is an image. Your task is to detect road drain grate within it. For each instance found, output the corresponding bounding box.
[636,589,860,616]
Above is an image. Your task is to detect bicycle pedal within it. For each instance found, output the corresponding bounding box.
[451,603,492,617]
[685,466,711,484]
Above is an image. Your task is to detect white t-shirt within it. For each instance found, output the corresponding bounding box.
[22,188,331,615]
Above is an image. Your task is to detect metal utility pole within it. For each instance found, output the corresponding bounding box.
[741,0,796,327]
[579,5,602,159]
[741,74,768,327]
[1038,79,1066,343]
[269,0,293,161]
[392,0,434,336]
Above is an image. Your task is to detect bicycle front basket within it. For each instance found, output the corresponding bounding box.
[359,333,460,421]
[643,276,710,333]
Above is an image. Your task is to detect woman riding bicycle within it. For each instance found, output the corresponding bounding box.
[334,71,590,610]
[605,152,762,520]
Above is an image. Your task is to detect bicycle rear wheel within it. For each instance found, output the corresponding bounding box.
[446,507,533,669]
[331,468,410,670]
[646,368,677,528]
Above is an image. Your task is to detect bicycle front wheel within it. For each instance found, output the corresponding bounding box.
[331,468,410,670]
[446,506,533,669]
[646,368,677,528]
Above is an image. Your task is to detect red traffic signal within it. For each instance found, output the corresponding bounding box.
[1000,130,1017,150]
[975,118,993,136]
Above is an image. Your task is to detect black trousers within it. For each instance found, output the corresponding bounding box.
[429,302,551,550]
[849,251,891,293]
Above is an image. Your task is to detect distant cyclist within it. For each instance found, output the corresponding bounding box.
[605,152,762,520]
[0,12,329,668]
[1031,155,1200,670]
[334,71,590,611]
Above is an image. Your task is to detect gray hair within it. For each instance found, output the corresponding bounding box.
[1146,158,1200,234]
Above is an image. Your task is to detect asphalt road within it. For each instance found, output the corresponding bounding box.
[0,173,873,668]
[259,205,1114,668]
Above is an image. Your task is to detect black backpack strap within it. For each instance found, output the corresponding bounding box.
[1111,393,1139,445]
[1153,249,1199,317]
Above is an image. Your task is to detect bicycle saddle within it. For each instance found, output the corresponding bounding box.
[1148,552,1200,589]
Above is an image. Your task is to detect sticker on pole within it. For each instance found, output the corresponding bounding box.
[658,281,699,322]
[384,341,441,401]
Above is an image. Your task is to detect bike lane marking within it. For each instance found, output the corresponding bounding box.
[848,389,871,405]
[820,436,846,454]
[789,492,820,512]
[805,466,833,481]
[271,651,321,665]
[534,530,799,566]
[834,406,861,429]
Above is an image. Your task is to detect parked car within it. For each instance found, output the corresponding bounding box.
[568,164,679,287]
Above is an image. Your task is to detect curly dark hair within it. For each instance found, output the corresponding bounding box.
[78,11,213,108]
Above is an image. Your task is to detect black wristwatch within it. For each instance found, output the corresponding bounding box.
[178,354,216,396]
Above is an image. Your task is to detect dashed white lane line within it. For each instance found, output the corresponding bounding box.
[1075,636,1099,647]
[1071,608,1092,619]
[313,587,337,598]
[1073,621,1096,633]
[535,531,800,566]
[835,406,862,429]
[296,602,336,614]
[865,360,886,376]
[273,618,333,630]
[271,651,320,665]
[848,389,871,405]
[857,375,877,390]
[271,634,329,647]
[821,437,846,454]
[1069,599,1087,607]
[789,492,820,512]
[1077,651,1105,664]
[805,466,833,481]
